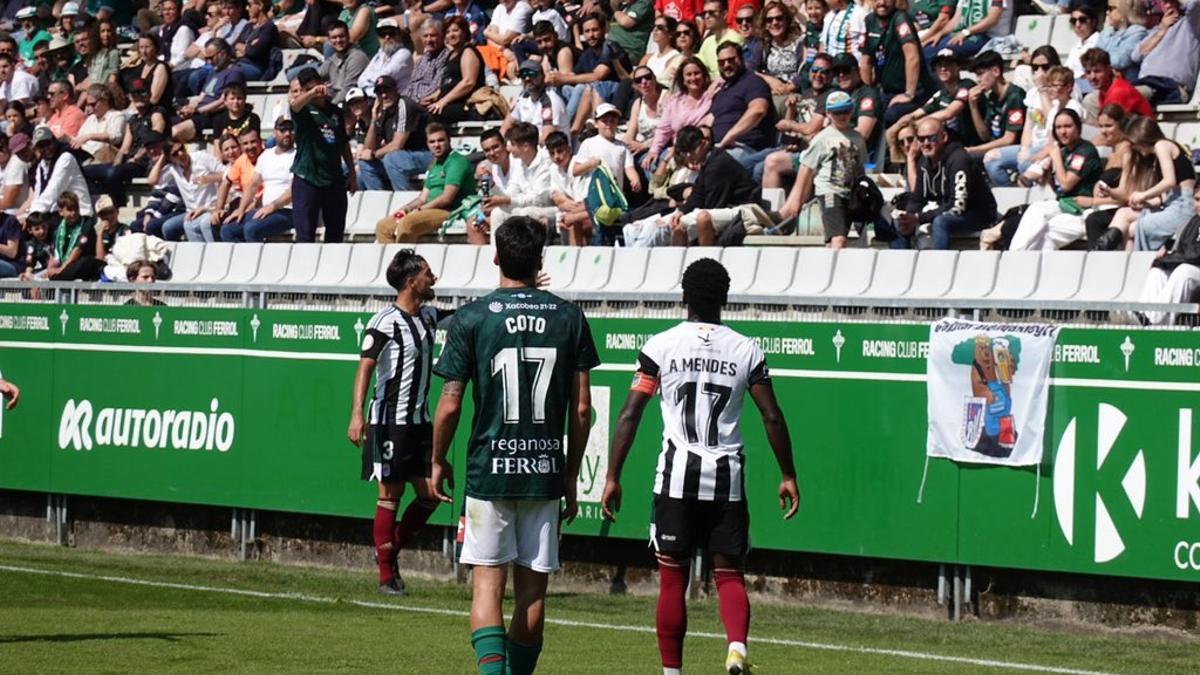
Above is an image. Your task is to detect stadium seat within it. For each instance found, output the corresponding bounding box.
[642,247,687,293]
[280,244,321,285]
[1174,122,1200,151]
[945,250,1000,299]
[722,247,760,293]
[987,251,1041,300]
[905,250,959,298]
[193,242,235,283]
[249,243,292,284]
[437,244,480,290]
[1048,16,1076,57]
[994,188,1029,214]
[1028,184,1056,202]
[262,95,287,127]
[224,243,265,284]
[1015,14,1052,50]
[165,242,204,283]
[542,246,579,291]
[342,244,384,286]
[1117,251,1158,301]
[464,245,499,292]
[247,94,268,119]
[1029,250,1085,300]
[746,248,798,295]
[785,248,836,295]
[372,243,407,286]
[863,249,917,297]
[309,245,353,286]
[762,188,786,212]
[670,247,723,291]
[1074,251,1130,301]
[566,247,614,291]
[821,249,877,297]
[348,191,392,238]
[415,243,448,278]
[606,247,651,291]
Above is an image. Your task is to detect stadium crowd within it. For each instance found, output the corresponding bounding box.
[0,0,1196,318]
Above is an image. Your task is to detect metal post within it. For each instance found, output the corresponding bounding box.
[964,565,972,616]
[952,565,963,621]
[46,494,53,522]
[937,564,946,605]
[231,508,239,538]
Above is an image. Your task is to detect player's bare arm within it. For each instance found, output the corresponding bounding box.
[0,378,19,410]
[346,357,376,447]
[748,381,800,519]
[431,380,465,503]
[601,388,654,522]
[562,370,593,524]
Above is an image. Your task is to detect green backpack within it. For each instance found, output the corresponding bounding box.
[585,163,629,229]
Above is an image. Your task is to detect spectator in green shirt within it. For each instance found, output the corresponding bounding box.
[289,67,359,242]
[376,123,477,243]
[966,49,1026,157]
[610,0,655,63]
[861,0,934,131]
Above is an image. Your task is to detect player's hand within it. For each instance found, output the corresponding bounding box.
[600,479,621,521]
[561,483,579,524]
[535,270,551,288]
[347,413,365,447]
[778,476,799,520]
[431,460,455,503]
[0,380,19,410]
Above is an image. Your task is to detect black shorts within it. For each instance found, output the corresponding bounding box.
[651,494,749,558]
[820,195,849,242]
[361,423,433,482]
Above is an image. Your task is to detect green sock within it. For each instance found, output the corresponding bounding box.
[505,639,543,675]
[471,626,507,675]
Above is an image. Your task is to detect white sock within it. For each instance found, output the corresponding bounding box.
[663,668,682,675]
[729,641,747,657]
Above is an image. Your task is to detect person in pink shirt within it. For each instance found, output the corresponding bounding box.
[46,80,85,140]
[645,56,716,171]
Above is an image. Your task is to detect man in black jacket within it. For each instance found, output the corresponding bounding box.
[891,118,996,249]
[1136,191,1200,325]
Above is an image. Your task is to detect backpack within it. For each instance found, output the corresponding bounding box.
[846,175,884,224]
[585,163,629,236]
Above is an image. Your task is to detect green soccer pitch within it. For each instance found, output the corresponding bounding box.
[0,540,1195,674]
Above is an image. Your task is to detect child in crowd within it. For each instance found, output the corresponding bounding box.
[19,212,52,280]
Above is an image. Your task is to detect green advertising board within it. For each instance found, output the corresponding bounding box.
[1,302,1199,584]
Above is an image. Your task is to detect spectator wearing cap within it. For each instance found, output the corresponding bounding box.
[16,7,52,69]
[562,104,641,243]
[1131,0,1200,105]
[356,75,432,191]
[920,0,1005,65]
[1081,48,1152,119]
[171,38,247,141]
[445,0,490,44]
[29,125,94,218]
[118,35,171,110]
[965,50,1026,158]
[45,79,85,139]
[780,90,868,249]
[862,0,934,130]
[504,59,568,140]
[0,53,38,106]
[230,0,278,81]
[483,0,533,51]
[57,2,82,39]
[1,133,33,217]
[485,122,558,235]
[761,53,833,187]
[145,141,226,240]
[548,13,626,135]
[885,48,975,162]
[828,52,883,160]
[358,18,415,97]
[153,0,195,71]
[403,20,449,104]
[343,86,372,145]
[221,117,298,242]
[711,42,778,177]
[318,21,370,105]
[290,67,357,243]
[376,122,476,243]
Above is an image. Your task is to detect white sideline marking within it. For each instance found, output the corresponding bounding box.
[0,563,1111,675]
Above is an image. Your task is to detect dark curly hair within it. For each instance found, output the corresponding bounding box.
[682,258,730,309]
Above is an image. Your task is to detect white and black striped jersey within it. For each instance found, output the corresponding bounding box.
[636,322,769,502]
[361,304,451,426]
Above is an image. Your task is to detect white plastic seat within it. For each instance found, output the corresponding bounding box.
[371,243,407,287]
[1048,16,1077,57]
[761,188,786,212]
[993,188,1030,214]
[1030,250,1085,300]
[542,246,579,291]
[820,249,877,297]
[1118,251,1158,301]
[342,243,384,286]
[348,191,392,237]
[221,243,263,284]
[193,242,235,283]
[905,250,959,298]
[436,245,480,290]
[249,243,292,284]
[987,251,1041,300]
[863,250,917,297]
[280,244,321,285]
[784,248,836,295]
[722,248,760,293]
[342,192,364,231]
[165,242,204,282]
[566,247,614,291]
[747,248,798,295]
[1075,251,1130,301]
[1174,122,1200,151]
[606,248,651,292]
[670,247,723,291]
[945,250,1000,299]
[310,245,352,286]
[414,243,448,278]
[640,247,687,293]
[464,245,499,292]
[1015,14,1052,50]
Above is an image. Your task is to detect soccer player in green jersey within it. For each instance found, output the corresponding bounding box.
[431,216,600,675]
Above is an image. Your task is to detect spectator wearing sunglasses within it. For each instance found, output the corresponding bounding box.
[505,58,568,140]
[733,5,763,72]
[356,75,431,192]
[1093,0,1148,83]
[639,16,682,89]
[357,18,415,97]
[885,49,976,164]
[697,0,743,78]
[1063,3,1102,91]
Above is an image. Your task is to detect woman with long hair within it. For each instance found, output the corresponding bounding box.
[673,22,701,60]
[119,34,172,110]
[640,16,681,89]
[643,57,715,171]
[1092,117,1196,250]
[989,65,1084,186]
[427,16,484,123]
[757,1,805,101]
[1064,4,1101,86]
[1009,109,1105,250]
[625,66,665,158]
[1084,104,1136,245]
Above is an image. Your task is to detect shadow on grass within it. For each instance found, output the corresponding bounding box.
[0,632,222,644]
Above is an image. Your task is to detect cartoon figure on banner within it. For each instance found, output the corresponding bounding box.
[953,334,1020,458]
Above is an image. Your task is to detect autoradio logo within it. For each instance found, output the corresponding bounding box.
[1053,403,1146,564]
[58,399,236,452]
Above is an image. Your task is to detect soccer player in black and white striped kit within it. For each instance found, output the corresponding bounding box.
[348,249,451,595]
[601,258,799,675]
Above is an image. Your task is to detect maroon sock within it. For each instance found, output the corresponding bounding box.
[656,558,689,669]
[392,499,437,551]
[373,500,398,584]
[714,568,750,645]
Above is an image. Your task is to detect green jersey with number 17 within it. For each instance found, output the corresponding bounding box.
[434,287,600,501]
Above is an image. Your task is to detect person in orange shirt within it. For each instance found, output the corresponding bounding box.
[211,127,266,235]
[46,80,85,140]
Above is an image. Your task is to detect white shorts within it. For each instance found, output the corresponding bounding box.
[459,496,561,573]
